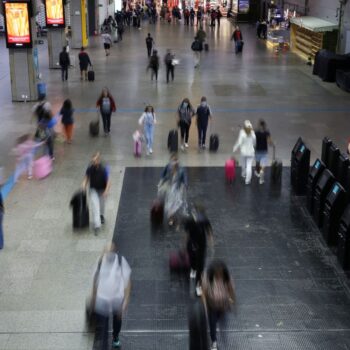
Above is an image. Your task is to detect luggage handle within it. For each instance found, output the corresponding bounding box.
[272,143,277,161]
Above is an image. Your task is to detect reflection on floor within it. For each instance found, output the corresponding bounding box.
[94,167,350,349]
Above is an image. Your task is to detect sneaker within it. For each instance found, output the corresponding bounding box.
[211,341,218,350]
[146,150,150,156]
[196,285,202,296]
[181,145,185,151]
[94,227,100,236]
[190,269,196,279]
[112,337,121,348]
[202,144,206,149]
[254,170,260,178]
[27,175,33,180]
[100,215,105,225]
[245,181,251,185]
[149,148,153,154]
[184,143,189,148]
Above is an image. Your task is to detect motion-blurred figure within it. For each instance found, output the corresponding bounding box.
[82,152,111,235]
[164,49,175,83]
[189,299,209,350]
[93,243,131,349]
[148,50,160,81]
[202,260,235,350]
[59,99,75,143]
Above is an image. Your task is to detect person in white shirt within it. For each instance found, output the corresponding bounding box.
[233,120,256,185]
[139,105,157,155]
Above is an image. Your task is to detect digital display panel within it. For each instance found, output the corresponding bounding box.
[300,145,305,153]
[238,0,249,14]
[3,1,32,48]
[315,160,320,169]
[332,184,339,194]
[45,0,65,27]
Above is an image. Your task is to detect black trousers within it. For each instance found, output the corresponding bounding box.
[179,120,190,143]
[211,18,215,26]
[46,135,54,158]
[61,66,68,81]
[166,65,174,83]
[207,306,222,343]
[197,123,208,146]
[151,68,158,81]
[187,240,206,286]
[98,312,122,350]
[101,112,112,133]
[147,45,152,57]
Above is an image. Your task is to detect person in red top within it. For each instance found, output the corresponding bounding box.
[96,87,117,135]
[231,25,244,54]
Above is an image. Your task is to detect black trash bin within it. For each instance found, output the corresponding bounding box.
[307,159,325,213]
[291,142,311,195]
[321,137,332,167]
[322,182,347,246]
[337,205,350,270]
[327,143,340,177]
[313,169,335,228]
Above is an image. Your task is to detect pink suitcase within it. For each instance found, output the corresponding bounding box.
[34,155,52,179]
[134,140,142,157]
[225,158,236,183]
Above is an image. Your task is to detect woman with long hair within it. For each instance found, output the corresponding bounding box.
[139,105,157,155]
[177,98,195,151]
[96,87,117,136]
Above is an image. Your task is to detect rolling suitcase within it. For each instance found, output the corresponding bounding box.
[169,249,190,272]
[225,158,236,183]
[150,199,164,225]
[209,134,219,152]
[33,155,53,179]
[134,140,142,157]
[70,190,89,229]
[89,120,99,137]
[88,67,95,82]
[204,43,209,51]
[167,129,178,153]
[271,145,282,184]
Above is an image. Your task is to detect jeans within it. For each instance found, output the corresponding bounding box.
[0,210,3,249]
[207,306,222,343]
[144,123,154,151]
[97,312,122,350]
[90,189,105,229]
[147,46,152,57]
[101,112,111,133]
[197,124,208,147]
[241,156,254,184]
[179,120,190,144]
[235,40,242,54]
[166,65,174,83]
[61,66,68,81]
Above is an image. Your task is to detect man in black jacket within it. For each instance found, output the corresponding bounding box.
[59,46,70,81]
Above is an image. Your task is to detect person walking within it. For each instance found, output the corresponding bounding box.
[177,98,195,151]
[145,33,155,57]
[190,8,195,26]
[216,7,222,27]
[96,87,117,136]
[254,119,272,184]
[93,243,131,349]
[148,50,159,81]
[189,299,209,350]
[59,99,74,143]
[59,46,70,81]
[231,25,244,54]
[233,120,256,185]
[185,204,213,297]
[164,49,175,83]
[102,32,112,56]
[82,152,110,235]
[191,36,203,68]
[117,22,124,41]
[138,105,157,155]
[210,9,216,27]
[202,260,235,350]
[78,47,92,81]
[197,7,203,27]
[195,96,212,150]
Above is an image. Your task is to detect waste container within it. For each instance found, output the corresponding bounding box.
[291,142,310,195]
[322,182,347,246]
[307,159,325,213]
[313,169,335,228]
[337,205,350,270]
[321,137,332,167]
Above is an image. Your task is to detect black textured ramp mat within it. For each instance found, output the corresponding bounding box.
[93,167,350,349]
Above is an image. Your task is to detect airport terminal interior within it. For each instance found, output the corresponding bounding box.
[1,0,350,349]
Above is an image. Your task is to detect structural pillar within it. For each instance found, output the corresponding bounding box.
[70,0,89,49]
[47,28,67,69]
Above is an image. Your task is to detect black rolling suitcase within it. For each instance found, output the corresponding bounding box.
[89,119,100,137]
[88,67,95,82]
[209,134,219,152]
[70,190,89,229]
[204,43,209,51]
[271,145,282,184]
[167,129,178,153]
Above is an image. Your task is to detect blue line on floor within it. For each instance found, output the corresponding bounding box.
[76,106,350,114]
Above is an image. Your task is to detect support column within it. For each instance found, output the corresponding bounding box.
[70,0,89,49]
[47,28,67,69]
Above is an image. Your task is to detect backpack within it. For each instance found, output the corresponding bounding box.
[191,41,200,51]
[146,37,153,46]
[95,253,125,316]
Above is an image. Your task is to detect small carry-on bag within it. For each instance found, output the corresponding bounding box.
[34,155,52,179]
[88,66,95,82]
[70,190,89,229]
[169,249,190,272]
[167,129,178,153]
[209,134,219,152]
[271,145,282,185]
[150,199,164,226]
[133,130,142,157]
[225,158,236,183]
[89,117,99,137]
[204,43,209,51]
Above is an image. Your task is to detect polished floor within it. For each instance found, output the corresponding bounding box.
[0,17,350,350]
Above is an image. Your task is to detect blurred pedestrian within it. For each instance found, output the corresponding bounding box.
[195,97,212,150]
[82,152,111,235]
[191,36,203,68]
[177,98,195,151]
[202,260,235,350]
[164,49,175,83]
[102,32,112,56]
[231,25,244,54]
[145,33,155,57]
[96,87,117,136]
[59,46,70,81]
[117,22,124,41]
[138,105,157,155]
[189,299,209,350]
[216,7,222,27]
[78,47,92,81]
[185,204,213,296]
[233,120,256,185]
[148,50,159,81]
[59,99,75,143]
[93,243,131,349]
[190,8,195,26]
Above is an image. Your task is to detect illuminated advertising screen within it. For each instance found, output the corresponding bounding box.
[45,0,65,27]
[3,1,32,48]
[238,0,249,13]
